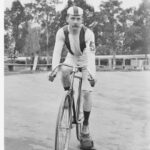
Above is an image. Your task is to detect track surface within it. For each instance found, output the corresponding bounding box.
[5,72,150,150]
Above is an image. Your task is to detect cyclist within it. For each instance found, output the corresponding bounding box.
[49,6,96,149]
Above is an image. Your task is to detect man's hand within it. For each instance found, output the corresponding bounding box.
[87,71,96,87]
[48,72,56,82]
[88,78,96,87]
[88,74,96,87]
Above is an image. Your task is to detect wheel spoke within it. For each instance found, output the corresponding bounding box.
[55,96,72,150]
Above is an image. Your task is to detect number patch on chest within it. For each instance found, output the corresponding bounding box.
[89,41,95,51]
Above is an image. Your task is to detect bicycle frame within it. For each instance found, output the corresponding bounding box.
[51,63,93,125]
[54,64,92,149]
[66,67,83,125]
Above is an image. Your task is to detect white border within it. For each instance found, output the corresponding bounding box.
[0,0,4,150]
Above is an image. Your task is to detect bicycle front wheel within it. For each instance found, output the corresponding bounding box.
[76,93,83,141]
[55,94,72,150]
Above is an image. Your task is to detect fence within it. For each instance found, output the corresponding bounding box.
[95,54,150,71]
[5,54,150,72]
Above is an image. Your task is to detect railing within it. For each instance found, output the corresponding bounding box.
[5,63,52,72]
[4,54,150,72]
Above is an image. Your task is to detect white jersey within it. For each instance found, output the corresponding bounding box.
[52,25,96,79]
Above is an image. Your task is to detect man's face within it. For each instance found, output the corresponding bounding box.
[67,15,83,30]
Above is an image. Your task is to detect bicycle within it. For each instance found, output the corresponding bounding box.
[49,63,95,150]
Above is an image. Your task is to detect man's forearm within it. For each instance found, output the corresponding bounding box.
[52,50,61,70]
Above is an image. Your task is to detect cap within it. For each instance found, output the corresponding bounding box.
[67,6,83,16]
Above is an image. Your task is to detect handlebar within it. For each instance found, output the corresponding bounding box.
[51,63,84,74]
[50,63,94,81]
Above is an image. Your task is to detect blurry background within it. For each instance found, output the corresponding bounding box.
[4,0,150,71]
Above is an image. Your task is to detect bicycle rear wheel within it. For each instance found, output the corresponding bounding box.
[55,94,72,150]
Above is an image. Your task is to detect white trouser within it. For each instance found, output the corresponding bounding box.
[60,53,93,111]
[61,53,94,91]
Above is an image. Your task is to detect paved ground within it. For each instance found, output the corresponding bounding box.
[4,71,150,150]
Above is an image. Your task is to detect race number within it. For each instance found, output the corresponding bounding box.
[89,41,95,52]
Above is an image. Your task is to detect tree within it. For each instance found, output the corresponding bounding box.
[4,8,13,54]
[10,0,26,55]
[134,0,150,55]
[98,0,124,68]
[4,1,29,56]
[123,0,150,55]
[117,7,136,54]
[24,0,58,55]
[16,22,29,53]
[23,21,41,55]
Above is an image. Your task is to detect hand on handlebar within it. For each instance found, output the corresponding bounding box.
[48,71,57,82]
[88,78,96,87]
[87,74,96,87]
[49,74,56,82]
[48,65,61,82]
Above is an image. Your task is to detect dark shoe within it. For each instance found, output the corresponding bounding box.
[80,133,94,149]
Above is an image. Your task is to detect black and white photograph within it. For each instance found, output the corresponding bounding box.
[3,0,150,150]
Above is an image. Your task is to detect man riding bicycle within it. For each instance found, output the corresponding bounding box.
[49,6,96,149]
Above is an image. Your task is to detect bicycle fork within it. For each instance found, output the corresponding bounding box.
[71,77,83,125]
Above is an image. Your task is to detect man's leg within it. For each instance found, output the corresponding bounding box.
[80,90,94,149]
[81,68,93,132]
[81,90,92,134]
[80,68,94,148]
[61,66,72,90]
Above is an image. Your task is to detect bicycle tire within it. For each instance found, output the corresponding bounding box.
[55,94,72,150]
[76,91,83,141]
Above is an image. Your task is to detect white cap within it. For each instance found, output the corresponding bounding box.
[67,6,83,16]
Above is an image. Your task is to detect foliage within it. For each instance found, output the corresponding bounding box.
[4,8,13,53]
[98,0,124,55]
[4,0,28,55]
[132,0,150,54]
[10,0,26,53]
[24,0,58,55]
[23,21,41,55]
[4,0,150,56]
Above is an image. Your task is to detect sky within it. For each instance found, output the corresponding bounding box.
[4,0,143,11]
